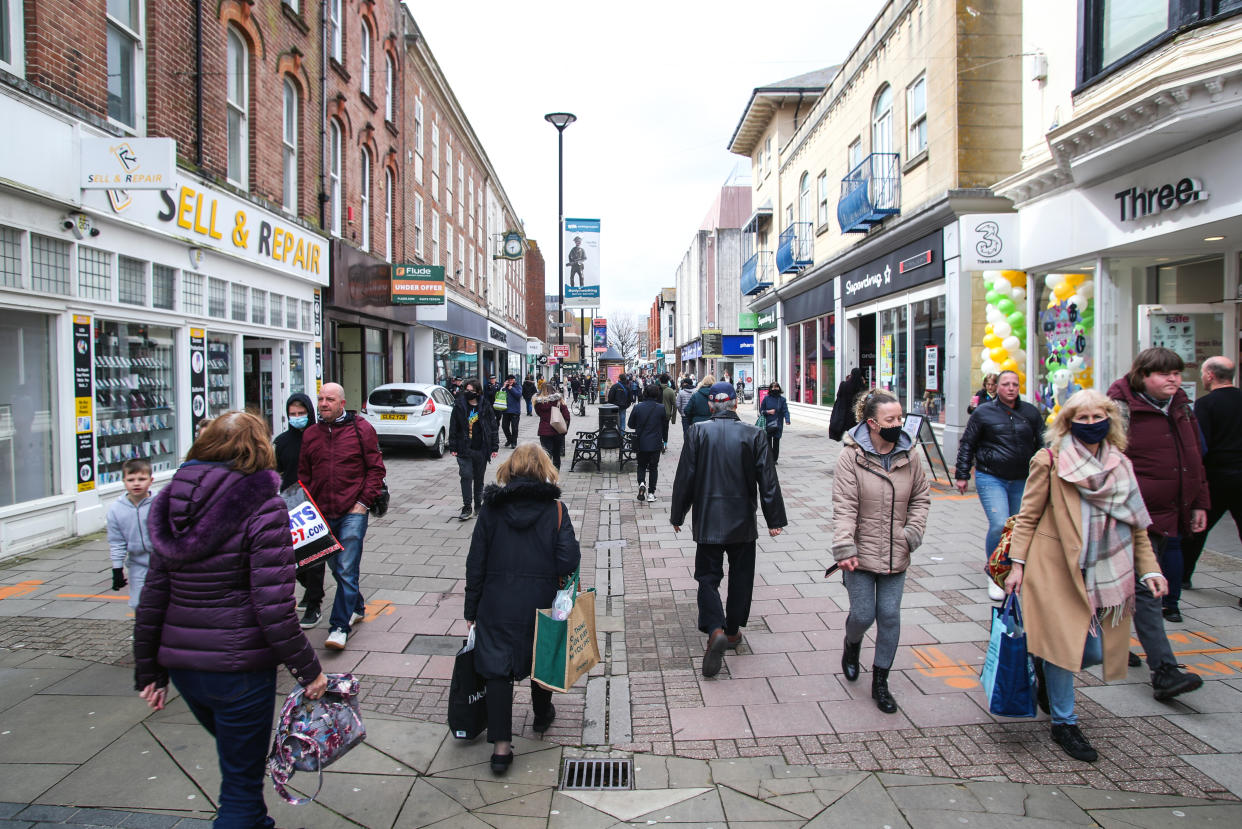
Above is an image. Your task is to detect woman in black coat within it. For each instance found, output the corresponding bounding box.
[760,383,791,462]
[829,367,865,441]
[628,383,667,501]
[464,444,581,774]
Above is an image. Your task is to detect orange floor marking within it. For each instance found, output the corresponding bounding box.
[0,580,43,600]
[57,593,130,601]
[363,599,395,622]
[913,646,980,689]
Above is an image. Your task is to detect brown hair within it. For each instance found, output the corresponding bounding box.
[186,410,276,475]
[1046,389,1127,451]
[122,458,152,477]
[853,388,901,423]
[1127,347,1184,391]
[496,442,559,485]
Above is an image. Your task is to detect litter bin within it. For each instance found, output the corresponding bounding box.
[597,404,622,449]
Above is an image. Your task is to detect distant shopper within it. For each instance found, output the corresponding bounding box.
[534,385,572,471]
[450,378,500,521]
[501,375,522,448]
[464,444,580,775]
[829,367,865,442]
[484,374,501,407]
[273,392,322,628]
[832,389,929,715]
[522,375,538,417]
[1181,356,1242,589]
[759,382,791,463]
[629,383,666,502]
[106,458,154,609]
[682,374,716,430]
[671,382,787,678]
[968,372,1000,414]
[954,370,1044,601]
[607,374,632,431]
[675,377,696,443]
[659,373,677,452]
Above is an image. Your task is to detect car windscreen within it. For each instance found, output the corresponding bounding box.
[368,389,427,408]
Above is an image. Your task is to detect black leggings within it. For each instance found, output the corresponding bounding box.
[637,450,659,492]
[767,429,781,462]
[485,678,553,743]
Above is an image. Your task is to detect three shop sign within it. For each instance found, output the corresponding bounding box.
[1114,177,1207,222]
[390,264,446,305]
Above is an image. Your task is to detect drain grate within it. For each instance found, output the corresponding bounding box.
[560,757,633,790]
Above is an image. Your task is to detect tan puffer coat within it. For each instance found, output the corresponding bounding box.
[831,424,931,574]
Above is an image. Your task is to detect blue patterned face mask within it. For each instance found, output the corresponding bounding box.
[289,415,309,429]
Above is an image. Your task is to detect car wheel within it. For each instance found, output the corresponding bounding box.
[433,430,446,457]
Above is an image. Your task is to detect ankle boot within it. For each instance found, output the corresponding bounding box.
[871,666,898,714]
[841,638,862,682]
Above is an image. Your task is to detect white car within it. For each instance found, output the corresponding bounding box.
[360,383,454,456]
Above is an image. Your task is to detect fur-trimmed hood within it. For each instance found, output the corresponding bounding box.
[480,477,561,529]
[148,462,281,565]
[533,390,562,404]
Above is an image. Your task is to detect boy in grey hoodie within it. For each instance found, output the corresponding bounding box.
[106,458,154,609]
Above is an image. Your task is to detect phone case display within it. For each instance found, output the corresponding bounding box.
[94,321,177,485]
[207,337,233,417]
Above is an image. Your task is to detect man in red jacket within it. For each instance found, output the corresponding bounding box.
[1108,347,1205,700]
[299,382,386,651]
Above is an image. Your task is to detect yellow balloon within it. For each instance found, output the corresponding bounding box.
[1046,413,1057,426]
[1001,358,1019,372]
[983,333,1002,348]
[985,323,995,335]
[1002,270,1027,288]
[1066,272,1086,286]
[990,347,1009,362]
[1018,372,1027,385]
[1054,283,1075,301]
[1053,404,1062,413]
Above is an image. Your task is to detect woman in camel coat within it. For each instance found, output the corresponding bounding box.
[1006,389,1166,765]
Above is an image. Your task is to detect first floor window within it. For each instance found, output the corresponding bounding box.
[907,74,928,156]
[329,121,342,236]
[817,172,828,227]
[282,79,298,211]
[384,168,394,262]
[360,148,371,251]
[106,0,142,129]
[226,27,249,187]
[414,195,424,257]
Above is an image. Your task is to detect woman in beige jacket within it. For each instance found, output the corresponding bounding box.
[832,389,930,713]
[1005,389,1166,764]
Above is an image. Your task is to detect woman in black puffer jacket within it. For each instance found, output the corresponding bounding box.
[464,443,580,775]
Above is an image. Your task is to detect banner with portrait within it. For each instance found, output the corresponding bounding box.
[563,218,600,307]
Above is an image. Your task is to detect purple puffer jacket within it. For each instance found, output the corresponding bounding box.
[133,462,321,691]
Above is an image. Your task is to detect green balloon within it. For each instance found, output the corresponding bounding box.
[997,298,1016,315]
[1007,311,1025,328]
[985,291,1001,305]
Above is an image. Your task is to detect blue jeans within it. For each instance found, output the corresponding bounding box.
[327,513,368,633]
[618,407,628,432]
[525,397,533,415]
[1041,628,1103,725]
[975,471,1027,555]
[1154,534,1183,612]
[169,667,278,829]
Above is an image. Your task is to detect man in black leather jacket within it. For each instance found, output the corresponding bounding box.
[671,382,787,678]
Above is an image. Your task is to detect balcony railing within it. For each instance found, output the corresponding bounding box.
[740,250,775,296]
[776,222,813,273]
[837,153,900,234]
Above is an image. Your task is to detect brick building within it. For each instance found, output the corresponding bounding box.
[523,238,546,358]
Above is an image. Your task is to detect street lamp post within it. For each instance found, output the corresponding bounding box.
[544,112,576,368]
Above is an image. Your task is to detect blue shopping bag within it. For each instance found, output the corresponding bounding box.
[981,593,1038,718]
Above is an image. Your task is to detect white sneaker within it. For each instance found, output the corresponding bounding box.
[987,580,1006,602]
[350,610,366,626]
[646,493,656,502]
[325,628,348,650]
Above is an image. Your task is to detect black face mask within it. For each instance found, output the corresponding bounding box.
[875,424,904,445]
[770,388,782,395]
[466,394,479,404]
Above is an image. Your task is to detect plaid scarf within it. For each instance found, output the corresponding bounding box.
[1055,435,1151,626]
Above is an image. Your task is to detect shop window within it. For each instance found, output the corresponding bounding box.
[225,27,249,188]
[289,342,306,396]
[913,296,946,424]
[282,79,298,213]
[0,225,20,288]
[93,319,177,485]
[802,321,817,405]
[788,324,802,402]
[208,277,227,318]
[182,271,204,315]
[78,247,112,301]
[118,256,145,305]
[286,297,298,329]
[0,309,57,507]
[434,330,479,386]
[207,336,232,417]
[301,300,312,332]
[152,265,175,310]
[251,289,267,324]
[819,314,836,407]
[269,293,284,328]
[106,0,143,131]
[880,305,908,404]
[907,74,927,156]
[1035,272,1094,420]
[230,284,246,321]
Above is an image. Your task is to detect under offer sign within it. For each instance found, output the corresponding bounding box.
[553,345,570,358]
[391,264,446,305]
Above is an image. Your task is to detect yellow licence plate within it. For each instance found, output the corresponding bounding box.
[380,413,408,421]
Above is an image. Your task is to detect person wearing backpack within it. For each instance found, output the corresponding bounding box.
[629,383,667,502]
[534,385,572,470]
[606,374,631,431]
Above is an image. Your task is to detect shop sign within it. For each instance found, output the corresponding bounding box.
[592,318,608,353]
[680,340,702,361]
[756,309,777,331]
[1115,177,1207,222]
[722,334,754,357]
[189,329,207,433]
[841,230,943,307]
[390,264,445,305]
[72,315,95,492]
[553,345,570,358]
[81,137,175,189]
[739,311,758,331]
[701,329,723,359]
[488,325,508,347]
[526,339,542,355]
[958,214,1020,270]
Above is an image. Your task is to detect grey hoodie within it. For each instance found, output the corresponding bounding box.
[106,492,154,609]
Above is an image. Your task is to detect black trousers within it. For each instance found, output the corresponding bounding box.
[501,413,520,445]
[485,678,553,743]
[539,434,565,469]
[297,561,326,609]
[767,429,781,462]
[661,416,670,444]
[1182,473,1242,581]
[457,449,488,509]
[694,541,756,636]
[637,450,659,491]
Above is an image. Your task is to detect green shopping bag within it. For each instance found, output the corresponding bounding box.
[532,570,600,693]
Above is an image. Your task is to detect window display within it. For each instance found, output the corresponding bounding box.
[289,342,306,398]
[913,297,946,423]
[94,320,177,485]
[0,309,58,506]
[818,314,836,407]
[207,336,233,417]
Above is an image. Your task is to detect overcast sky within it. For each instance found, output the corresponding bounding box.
[406,1,880,322]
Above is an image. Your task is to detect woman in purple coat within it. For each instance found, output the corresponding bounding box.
[134,411,327,829]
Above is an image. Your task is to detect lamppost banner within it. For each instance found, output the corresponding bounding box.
[564,218,600,307]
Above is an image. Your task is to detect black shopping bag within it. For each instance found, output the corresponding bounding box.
[447,628,487,740]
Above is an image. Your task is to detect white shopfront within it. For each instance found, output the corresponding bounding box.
[0,94,327,556]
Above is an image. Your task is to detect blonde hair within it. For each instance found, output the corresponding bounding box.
[496,442,559,484]
[186,410,277,475]
[1045,389,1127,451]
[698,374,716,388]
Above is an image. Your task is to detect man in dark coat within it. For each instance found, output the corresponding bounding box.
[829,367,865,441]
[1108,347,1206,701]
[671,382,787,678]
[449,378,499,521]
[500,375,522,448]
[606,374,631,431]
[522,375,538,416]
[628,384,666,502]
[273,391,322,628]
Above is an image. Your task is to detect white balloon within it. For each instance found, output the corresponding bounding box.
[982,360,1001,375]
[1003,336,1021,352]
[980,347,993,364]
[992,276,1012,295]
[1077,280,1094,299]
[1068,294,1086,310]
[986,306,1001,322]
[993,321,1012,338]
[1013,349,1027,365]
[1045,273,1065,288]
[1011,287,1026,303]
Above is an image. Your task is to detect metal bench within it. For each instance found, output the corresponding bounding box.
[617,430,638,470]
[569,429,601,472]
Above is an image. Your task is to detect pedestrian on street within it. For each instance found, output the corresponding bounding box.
[675,377,696,442]
[670,382,787,678]
[629,383,666,503]
[569,375,582,406]
[105,458,154,610]
[829,368,866,442]
[500,375,522,448]
[954,370,1044,601]
[484,374,501,407]
[298,383,386,651]
[1107,347,1206,700]
[968,372,1000,414]
[1180,356,1242,590]
[273,391,324,628]
[522,374,538,416]
[659,372,678,452]
[534,385,571,471]
[760,382,791,463]
[682,374,716,430]
[1005,389,1166,763]
[450,378,500,521]
[607,373,631,431]
[135,411,328,828]
[832,389,929,714]
[464,444,581,775]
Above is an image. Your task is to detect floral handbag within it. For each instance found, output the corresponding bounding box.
[267,673,366,805]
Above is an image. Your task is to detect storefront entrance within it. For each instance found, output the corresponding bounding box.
[243,339,278,432]
[1138,304,1235,400]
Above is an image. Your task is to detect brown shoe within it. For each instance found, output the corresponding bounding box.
[703,629,728,677]
[725,632,743,650]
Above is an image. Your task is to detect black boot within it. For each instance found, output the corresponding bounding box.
[871,666,898,714]
[841,638,861,682]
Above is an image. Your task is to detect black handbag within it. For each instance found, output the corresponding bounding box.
[448,630,487,740]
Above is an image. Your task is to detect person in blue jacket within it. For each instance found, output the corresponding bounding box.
[628,383,667,502]
[501,375,523,448]
[761,382,791,463]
